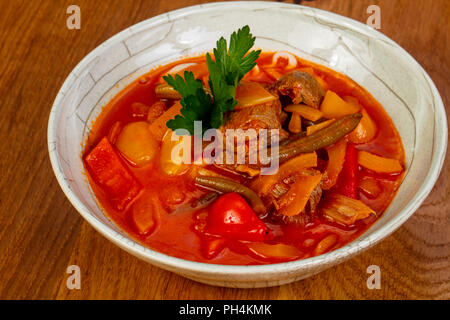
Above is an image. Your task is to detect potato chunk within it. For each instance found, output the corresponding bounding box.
[115,121,158,167]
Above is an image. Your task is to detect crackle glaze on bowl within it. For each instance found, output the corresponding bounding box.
[48,2,447,288]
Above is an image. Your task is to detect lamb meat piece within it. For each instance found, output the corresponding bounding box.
[214,98,289,174]
[270,70,325,108]
[222,98,287,135]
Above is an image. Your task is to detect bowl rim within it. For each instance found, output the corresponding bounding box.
[48,1,447,276]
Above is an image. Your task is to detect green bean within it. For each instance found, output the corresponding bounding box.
[195,176,266,215]
[279,132,306,146]
[278,113,362,162]
[191,192,219,209]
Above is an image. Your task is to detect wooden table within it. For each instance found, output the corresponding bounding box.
[0,0,448,300]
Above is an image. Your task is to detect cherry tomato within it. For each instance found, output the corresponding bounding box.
[206,193,273,241]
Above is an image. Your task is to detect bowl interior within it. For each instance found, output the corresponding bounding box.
[48,2,446,277]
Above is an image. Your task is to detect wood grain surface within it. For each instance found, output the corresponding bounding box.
[0,0,448,300]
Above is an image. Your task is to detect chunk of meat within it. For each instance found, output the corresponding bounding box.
[222,98,286,135]
[270,71,325,108]
[215,98,288,174]
[221,98,289,154]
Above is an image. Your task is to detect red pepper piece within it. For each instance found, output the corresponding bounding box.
[85,137,141,210]
[206,193,273,242]
[202,238,228,260]
[337,143,359,199]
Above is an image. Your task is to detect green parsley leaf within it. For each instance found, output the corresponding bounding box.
[206,53,237,128]
[163,25,260,133]
[163,71,212,134]
[213,25,261,86]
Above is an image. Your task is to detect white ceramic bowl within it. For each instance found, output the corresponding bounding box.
[48,1,447,288]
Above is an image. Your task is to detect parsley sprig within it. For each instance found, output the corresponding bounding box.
[163,25,261,134]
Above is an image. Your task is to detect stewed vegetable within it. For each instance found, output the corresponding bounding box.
[83,26,405,265]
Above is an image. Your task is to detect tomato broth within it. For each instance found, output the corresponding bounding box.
[84,52,405,265]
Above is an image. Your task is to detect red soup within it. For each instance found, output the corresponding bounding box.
[83,49,405,265]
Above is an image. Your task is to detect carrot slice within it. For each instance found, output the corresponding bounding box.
[342,95,360,107]
[247,243,303,261]
[323,138,347,190]
[306,119,335,136]
[250,152,317,196]
[321,194,375,226]
[85,137,141,211]
[320,90,360,119]
[288,112,302,133]
[358,151,403,173]
[264,67,284,80]
[148,101,182,141]
[203,238,228,259]
[278,172,322,216]
[235,82,276,109]
[314,234,338,255]
[359,177,381,198]
[348,108,377,143]
[285,104,324,121]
